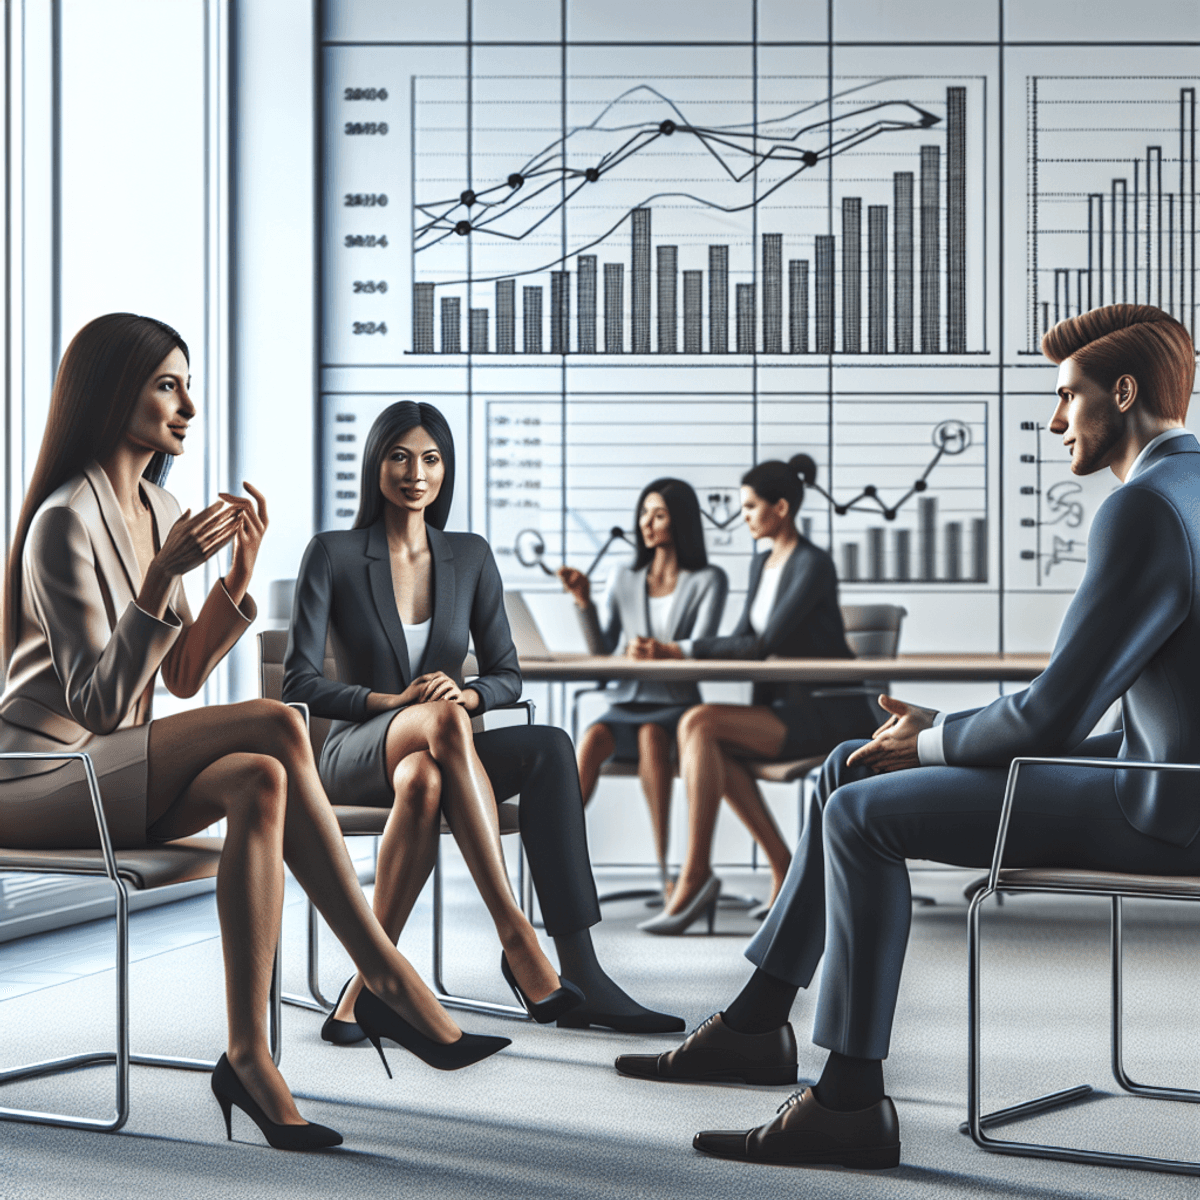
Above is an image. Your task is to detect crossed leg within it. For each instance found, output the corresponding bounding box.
[667,704,793,917]
[144,699,462,1126]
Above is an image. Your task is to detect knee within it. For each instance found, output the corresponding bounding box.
[817,739,873,803]
[426,701,473,756]
[246,698,310,762]
[677,705,712,743]
[392,752,442,821]
[580,723,611,755]
[231,753,288,829]
[638,722,669,754]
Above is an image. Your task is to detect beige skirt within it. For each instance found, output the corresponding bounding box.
[0,721,151,850]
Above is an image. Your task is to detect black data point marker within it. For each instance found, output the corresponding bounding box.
[454,220,472,236]
[585,167,601,182]
[507,173,524,188]
[914,479,928,492]
[659,120,677,135]
[884,510,897,521]
[460,189,476,206]
[863,485,877,497]
[802,150,819,167]
[835,505,848,516]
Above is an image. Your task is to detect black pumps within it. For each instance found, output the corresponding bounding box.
[320,978,366,1046]
[211,1054,343,1151]
[499,953,585,1024]
[352,987,511,1076]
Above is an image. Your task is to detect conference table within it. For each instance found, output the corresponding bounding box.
[518,653,1051,687]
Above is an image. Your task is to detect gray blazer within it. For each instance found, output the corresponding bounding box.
[282,521,521,741]
[0,462,255,779]
[577,562,728,706]
[692,538,853,710]
[938,432,1200,848]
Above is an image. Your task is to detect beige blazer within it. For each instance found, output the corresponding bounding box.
[0,462,255,779]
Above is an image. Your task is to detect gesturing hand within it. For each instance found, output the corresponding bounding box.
[845,695,937,774]
[152,501,241,579]
[218,482,269,603]
[557,565,591,608]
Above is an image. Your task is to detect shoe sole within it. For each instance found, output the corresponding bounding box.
[697,1142,901,1169]
[769,1143,901,1170]
[615,1062,798,1086]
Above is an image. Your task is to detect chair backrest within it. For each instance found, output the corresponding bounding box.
[258,630,334,758]
[840,604,907,659]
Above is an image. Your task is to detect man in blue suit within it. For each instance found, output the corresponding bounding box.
[614,304,1200,1168]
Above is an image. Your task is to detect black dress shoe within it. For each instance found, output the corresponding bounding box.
[614,1012,797,1085]
[320,978,366,1046]
[693,1087,900,1169]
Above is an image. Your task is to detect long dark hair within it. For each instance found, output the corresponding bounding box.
[741,453,818,522]
[632,477,708,571]
[353,401,456,531]
[3,313,189,659]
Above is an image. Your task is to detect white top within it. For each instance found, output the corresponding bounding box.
[749,563,783,634]
[402,617,432,675]
[647,592,675,642]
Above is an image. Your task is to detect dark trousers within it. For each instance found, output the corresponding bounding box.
[745,732,1200,1060]
[473,724,601,938]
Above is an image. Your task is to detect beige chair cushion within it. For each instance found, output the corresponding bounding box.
[0,836,224,891]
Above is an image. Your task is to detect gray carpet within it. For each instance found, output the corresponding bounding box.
[3,863,1200,1199]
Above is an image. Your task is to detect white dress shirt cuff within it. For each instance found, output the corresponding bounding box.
[917,714,947,767]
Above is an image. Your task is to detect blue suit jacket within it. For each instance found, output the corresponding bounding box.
[941,433,1200,847]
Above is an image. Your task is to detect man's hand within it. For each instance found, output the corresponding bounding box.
[845,695,937,774]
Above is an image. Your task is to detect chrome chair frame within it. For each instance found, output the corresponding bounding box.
[0,752,281,1133]
[966,754,1200,1176]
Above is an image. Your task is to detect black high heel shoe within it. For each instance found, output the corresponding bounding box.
[210,1054,343,1151]
[320,977,366,1046]
[499,953,585,1024]
[353,987,511,1077]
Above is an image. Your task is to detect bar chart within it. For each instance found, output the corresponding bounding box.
[1026,76,1199,351]
[410,76,984,357]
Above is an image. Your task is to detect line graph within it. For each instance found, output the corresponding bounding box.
[411,74,985,356]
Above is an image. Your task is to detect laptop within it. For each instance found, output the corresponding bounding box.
[503,590,591,660]
[503,591,556,659]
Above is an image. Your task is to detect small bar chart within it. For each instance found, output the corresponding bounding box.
[410,77,983,356]
[1026,77,1199,350]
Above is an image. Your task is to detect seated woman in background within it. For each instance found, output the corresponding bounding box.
[558,479,727,898]
[284,401,683,1035]
[632,455,878,935]
[0,315,510,1154]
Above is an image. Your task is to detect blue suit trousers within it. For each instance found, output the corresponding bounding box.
[745,732,1200,1060]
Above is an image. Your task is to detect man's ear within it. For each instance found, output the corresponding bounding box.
[1115,373,1138,413]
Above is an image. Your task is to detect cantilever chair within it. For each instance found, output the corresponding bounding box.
[965,754,1200,1176]
[257,631,534,1021]
[0,751,281,1133]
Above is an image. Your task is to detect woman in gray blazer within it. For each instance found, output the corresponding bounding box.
[284,401,683,1036]
[635,456,877,935]
[0,316,508,1152]
[558,479,727,893]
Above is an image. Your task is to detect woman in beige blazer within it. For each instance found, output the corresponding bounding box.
[0,314,506,1151]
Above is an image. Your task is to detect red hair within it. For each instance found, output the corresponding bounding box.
[1041,304,1195,422]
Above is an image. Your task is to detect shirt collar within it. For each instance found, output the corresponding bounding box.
[1125,427,1193,483]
